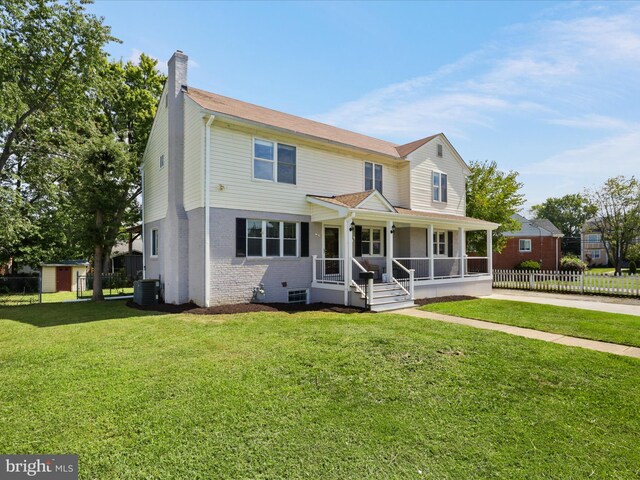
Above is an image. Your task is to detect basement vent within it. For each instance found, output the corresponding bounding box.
[288,289,308,304]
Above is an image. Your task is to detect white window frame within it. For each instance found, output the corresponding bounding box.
[288,289,309,304]
[591,250,601,259]
[246,219,299,258]
[360,227,384,257]
[364,162,383,193]
[432,171,448,203]
[433,230,447,257]
[150,229,159,257]
[252,137,297,185]
[519,239,532,252]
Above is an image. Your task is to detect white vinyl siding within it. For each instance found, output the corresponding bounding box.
[142,88,169,223]
[183,96,204,211]
[207,121,404,215]
[407,137,467,215]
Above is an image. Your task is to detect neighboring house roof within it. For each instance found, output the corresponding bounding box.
[41,260,89,267]
[307,191,497,227]
[111,237,143,257]
[531,219,563,236]
[502,214,564,237]
[187,87,446,161]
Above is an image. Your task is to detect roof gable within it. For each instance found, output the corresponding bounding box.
[400,133,470,173]
[307,190,396,213]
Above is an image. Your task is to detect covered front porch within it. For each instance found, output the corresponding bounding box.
[307,191,498,310]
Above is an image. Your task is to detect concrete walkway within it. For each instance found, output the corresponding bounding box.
[486,289,640,317]
[397,308,640,359]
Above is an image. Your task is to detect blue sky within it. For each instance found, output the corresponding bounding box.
[88,1,640,210]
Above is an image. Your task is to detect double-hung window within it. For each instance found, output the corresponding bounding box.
[519,239,532,252]
[253,139,296,184]
[433,231,446,256]
[586,234,600,243]
[364,162,383,192]
[247,220,298,257]
[151,229,159,257]
[361,227,383,256]
[433,172,448,202]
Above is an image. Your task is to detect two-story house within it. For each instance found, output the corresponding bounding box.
[142,51,498,311]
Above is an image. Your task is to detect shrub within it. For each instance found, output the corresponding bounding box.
[630,261,637,275]
[560,255,587,272]
[515,260,541,271]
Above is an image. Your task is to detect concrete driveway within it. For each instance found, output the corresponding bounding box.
[486,289,640,317]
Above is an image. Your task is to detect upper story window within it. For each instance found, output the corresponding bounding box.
[437,144,443,157]
[151,229,159,257]
[253,139,296,185]
[519,239,532,252]
[364,162,383,193]
[432,171,448,202]
[247,219,298,257]
[586,233,601,243]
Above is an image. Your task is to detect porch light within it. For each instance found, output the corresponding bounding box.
[349,221,355,232]
[391,224,396,234]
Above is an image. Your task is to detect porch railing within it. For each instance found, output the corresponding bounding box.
[465,257,490,276]
[433,258,461,278]
[312,256,345,284]
[392,259,414,299]
[394,258,430,281]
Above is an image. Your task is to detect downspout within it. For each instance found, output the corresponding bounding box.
[204,115,216,307]
[140,165,146,279]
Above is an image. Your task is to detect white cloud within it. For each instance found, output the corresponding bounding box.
[126,48,168,74]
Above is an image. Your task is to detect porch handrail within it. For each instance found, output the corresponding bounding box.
[352,258,369,273]
[392,258,412,274]
[350,279,366,298]
[394,257,430,260]
[392,258,415,300]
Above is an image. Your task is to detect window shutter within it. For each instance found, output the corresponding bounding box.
[426,229,430,256]
[236,218,246,257]
[447,231,453,258]
[300,222,309,257]
[442,174,448,203]
[383,227,387,256]
[355,226,362,257]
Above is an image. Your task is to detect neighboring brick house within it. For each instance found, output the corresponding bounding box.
[493,214,563,270]
[141,51,498,311]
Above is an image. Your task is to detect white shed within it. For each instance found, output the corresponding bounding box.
[41,261,89,293]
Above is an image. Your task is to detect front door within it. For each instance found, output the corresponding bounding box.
[56,267,72,292]
[324,227,340,275]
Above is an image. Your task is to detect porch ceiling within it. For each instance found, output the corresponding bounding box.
[306,195,499,230]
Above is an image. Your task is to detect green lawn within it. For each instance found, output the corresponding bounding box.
[0,288,134,306]
[422,298,640,347]
[1,302,639,478]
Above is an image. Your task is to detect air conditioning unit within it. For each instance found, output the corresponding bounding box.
[134,279,159,305]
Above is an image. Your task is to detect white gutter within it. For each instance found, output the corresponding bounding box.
[140,164,146,279]
[204,114,216,306]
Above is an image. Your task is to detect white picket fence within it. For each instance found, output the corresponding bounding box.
[493,269,640,298]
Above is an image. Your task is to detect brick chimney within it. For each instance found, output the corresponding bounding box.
[164,50,190,304]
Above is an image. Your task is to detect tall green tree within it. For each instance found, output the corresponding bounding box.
[466,160,526,254]
[0,0,115,173]
[586,176,640,275]
[530,194,596,237]
[69,137,135,301]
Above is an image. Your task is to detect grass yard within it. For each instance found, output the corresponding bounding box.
[422,298,640,348]
[0,302,639,478]
[0,288,134,306]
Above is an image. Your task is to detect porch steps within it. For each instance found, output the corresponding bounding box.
[357,282,416,312]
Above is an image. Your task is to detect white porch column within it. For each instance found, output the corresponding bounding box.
[487,229,493,275]
[459,227,466,278]
[386,220,393,282]
[428,224,434,280]
[343,216,352,305]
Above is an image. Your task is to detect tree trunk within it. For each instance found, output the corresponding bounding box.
[93,209,105,301]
